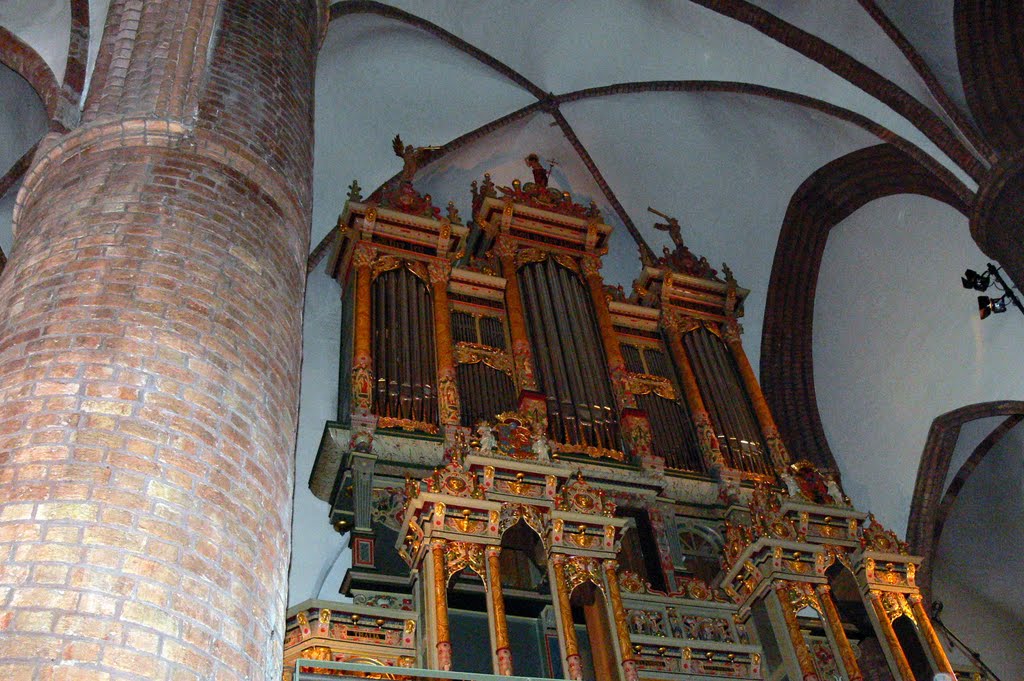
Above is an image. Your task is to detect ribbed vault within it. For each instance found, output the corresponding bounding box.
[761,144,970,469]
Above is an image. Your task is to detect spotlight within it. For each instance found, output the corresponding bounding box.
[978,295,1008,320]
[962,262,1024,320]
[961,269,990,291]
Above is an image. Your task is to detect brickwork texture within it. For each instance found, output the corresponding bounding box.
[0,1,319,679]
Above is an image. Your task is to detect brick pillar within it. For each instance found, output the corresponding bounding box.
[0,1,321,680]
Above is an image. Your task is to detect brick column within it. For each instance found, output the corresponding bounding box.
[0,1,321,680]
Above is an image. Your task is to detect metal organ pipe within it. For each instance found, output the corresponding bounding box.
[370,267,437,427]
[683,328,768,475]
[519,258,618,450]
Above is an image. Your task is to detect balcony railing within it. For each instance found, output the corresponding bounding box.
[292,660,562,681]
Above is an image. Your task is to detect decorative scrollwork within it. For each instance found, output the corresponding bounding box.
[377,416,438,435]
[515,247,548,269]
[444,541,486,584]
[625,372,677,400]
[454,342,513,375]
[861,514,909,554]
[370,254,402,280]
[551,441,626,463]
[564,555,603,594]
[555,471,616,516]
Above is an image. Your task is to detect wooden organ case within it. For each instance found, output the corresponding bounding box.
[301,164,956,681]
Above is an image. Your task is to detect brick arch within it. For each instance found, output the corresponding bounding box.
[760,144,970,469]
[955,0,1024,155]
[906,401,1024,594]
[0,26,62,127]
[63,0,89,104]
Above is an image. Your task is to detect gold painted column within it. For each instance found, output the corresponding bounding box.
[351,242,376,414]
[495,236,538,392]
[603,560,639,681]
[815,584,863,681]
[582,256,635,410]
[773,582,821,681]
[664,315,727,472]
[908,594,955,676]
[429,260,460,428]
[723,319,790,471]
[431,539,453,671]
[552,555,582,681]
[867,591,915,681]
[486,546,514,675]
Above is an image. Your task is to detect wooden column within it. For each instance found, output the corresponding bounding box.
[431,539,452,671]
[815,584,863,681]
[552,555,582,681]
[486,546,513,675]
[867,591,915,681]
[604,560,639,681]
[351,242,376,414]
[429,260,460,428]
[495,236,538,392]
[908,594,955,676]
[582,255,635,410]
[723,319,790,471]
[664,317,727,472]
[773,582,821,681]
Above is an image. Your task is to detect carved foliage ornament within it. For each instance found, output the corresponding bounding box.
[861,514,910,554]
[556,471,616,516]
[445,541,487,585]
[455,342,513,375]
[426,458,483,499]
[499,503,549,549]
[624,373,676,400]
[564,555,603,594]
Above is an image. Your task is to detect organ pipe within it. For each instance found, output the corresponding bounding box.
[519,257,618,451]
[372,266,438,430]
[681,327,770,476]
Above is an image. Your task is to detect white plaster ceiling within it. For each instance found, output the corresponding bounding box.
[1,6,1021,658]
[932,420,1024,678]
[0,0,70,84]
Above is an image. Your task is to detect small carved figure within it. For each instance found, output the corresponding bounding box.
[826,475,847,506]
[524,153,553,187]
[476,421,496,454]
[648,206,684,247]
[531,429,550,459]
[781,472,803,499]
[392,134,439,182]
[446,201,462,224]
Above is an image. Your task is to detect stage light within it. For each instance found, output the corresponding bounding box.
[978,295,1008,320]
[962,262,1023,320]
[961,268,990,291]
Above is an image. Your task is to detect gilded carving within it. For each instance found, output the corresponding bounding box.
[437,368,460,425]
[377,417,438,435]
[564,555,603,594]
[624,372,677,400]
[370,254,401,280]
[515,247,547,269]
[555,471,616,516]
[454,342,513,375]
[352,242,377,268]
[427,259,451,284]
[444,541,487,585]
[554,253,581,274]
[351,354,374,412]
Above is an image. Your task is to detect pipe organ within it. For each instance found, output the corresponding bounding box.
[300,156,955,681]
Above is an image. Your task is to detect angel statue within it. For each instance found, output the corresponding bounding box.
[392,134,439,182]
[648,206,683,247]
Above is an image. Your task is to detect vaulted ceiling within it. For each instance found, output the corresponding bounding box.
[1,1,1022,675]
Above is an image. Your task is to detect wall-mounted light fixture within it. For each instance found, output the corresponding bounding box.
[961,262,1023,320]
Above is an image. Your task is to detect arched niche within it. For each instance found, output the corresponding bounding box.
[500,518,547,591]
